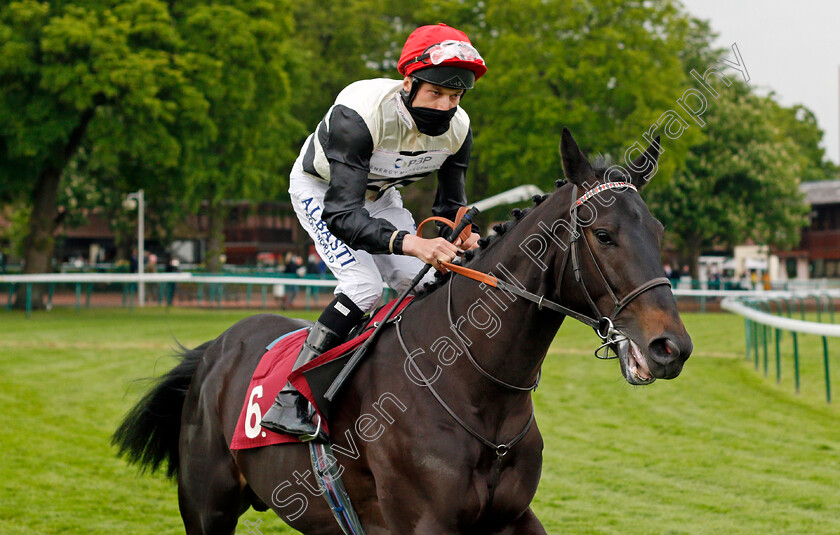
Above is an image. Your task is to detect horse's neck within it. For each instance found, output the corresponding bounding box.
[407,196,570,397]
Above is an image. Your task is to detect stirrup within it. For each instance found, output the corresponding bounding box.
[300,412,327,443]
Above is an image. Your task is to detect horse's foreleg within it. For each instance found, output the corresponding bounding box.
[495,508,547,535]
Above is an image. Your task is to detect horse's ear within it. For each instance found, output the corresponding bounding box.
[627,136,661,190]
[560,127,594,187]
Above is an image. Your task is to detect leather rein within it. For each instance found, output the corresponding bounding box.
[426,182,671,343]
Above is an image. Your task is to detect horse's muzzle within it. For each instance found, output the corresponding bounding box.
[646,335,693,379]
[611,337,651,385]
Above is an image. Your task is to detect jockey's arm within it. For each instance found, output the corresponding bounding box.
[320,106,461,261]
[433,127,480,251]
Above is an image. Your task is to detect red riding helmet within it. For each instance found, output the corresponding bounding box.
[398,23,486,90]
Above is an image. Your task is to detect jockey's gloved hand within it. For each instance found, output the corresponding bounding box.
[401,234,460,270]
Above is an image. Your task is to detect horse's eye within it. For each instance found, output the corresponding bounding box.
[595,229,614,245]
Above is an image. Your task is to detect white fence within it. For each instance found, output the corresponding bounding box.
[3,273,839,315]
[720,293,838,402]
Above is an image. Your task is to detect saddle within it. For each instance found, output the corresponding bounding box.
[230,297,414,451]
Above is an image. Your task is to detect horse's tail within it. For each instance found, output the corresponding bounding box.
[111,340,213,480]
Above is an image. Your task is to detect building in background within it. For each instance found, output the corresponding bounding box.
[776,179,840,281]
[0,201,303,270]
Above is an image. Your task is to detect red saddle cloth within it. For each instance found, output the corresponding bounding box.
[230,297,413,450]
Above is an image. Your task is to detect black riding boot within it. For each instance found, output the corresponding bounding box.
[260,321,344,440]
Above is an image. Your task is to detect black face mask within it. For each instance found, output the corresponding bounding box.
[402,94,458,136]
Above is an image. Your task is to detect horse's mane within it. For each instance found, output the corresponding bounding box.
[413,155,618,300]
[413,194,547,299]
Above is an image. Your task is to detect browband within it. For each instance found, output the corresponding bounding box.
[575,181,636,206]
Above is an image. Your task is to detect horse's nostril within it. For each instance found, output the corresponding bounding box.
[649,337,680,365]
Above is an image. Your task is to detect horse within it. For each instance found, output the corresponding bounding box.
[113,128,692,534]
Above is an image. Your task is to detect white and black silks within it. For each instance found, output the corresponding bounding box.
[296,79,477,256]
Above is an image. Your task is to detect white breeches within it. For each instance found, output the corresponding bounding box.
[289,163,436,313]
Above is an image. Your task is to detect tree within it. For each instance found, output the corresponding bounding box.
[0,0,213,306]
[647,82,813,277]
[175,0,303,272]
[281,1,710,229]
[771,103,838,183]
[383,0,706,225]
[290,0,404,133]
[0,0,302,309]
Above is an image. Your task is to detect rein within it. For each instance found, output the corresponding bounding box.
[395,319,534,459]
[428,181,671,344]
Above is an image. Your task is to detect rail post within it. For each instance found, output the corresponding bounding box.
[792,331,800,394]
[822,336,831,403]
[763,323,768,377]
[745,319,751,361]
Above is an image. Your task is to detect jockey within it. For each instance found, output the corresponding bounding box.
[260,23,486,438]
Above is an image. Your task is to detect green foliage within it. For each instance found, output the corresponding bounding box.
[180,0,303,204]
[0,202,30,257]
[772,103,839,183]
[1,0,838,271]
[0,0,216,278]
[417,0,700,200]
[0,0,304,270]
[289,0,410,134]
[648,82,813,273]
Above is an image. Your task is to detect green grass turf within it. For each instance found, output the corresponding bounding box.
[1,308,838,534]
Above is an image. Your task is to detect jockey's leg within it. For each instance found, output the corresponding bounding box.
[262,172,385,440]
[367,190,437,293]
[260,293,364,440]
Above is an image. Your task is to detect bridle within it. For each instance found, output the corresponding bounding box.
[440,180,671,353]
[562,181,672,356]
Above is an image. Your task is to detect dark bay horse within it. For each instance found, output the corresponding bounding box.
[114,128,692,534]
